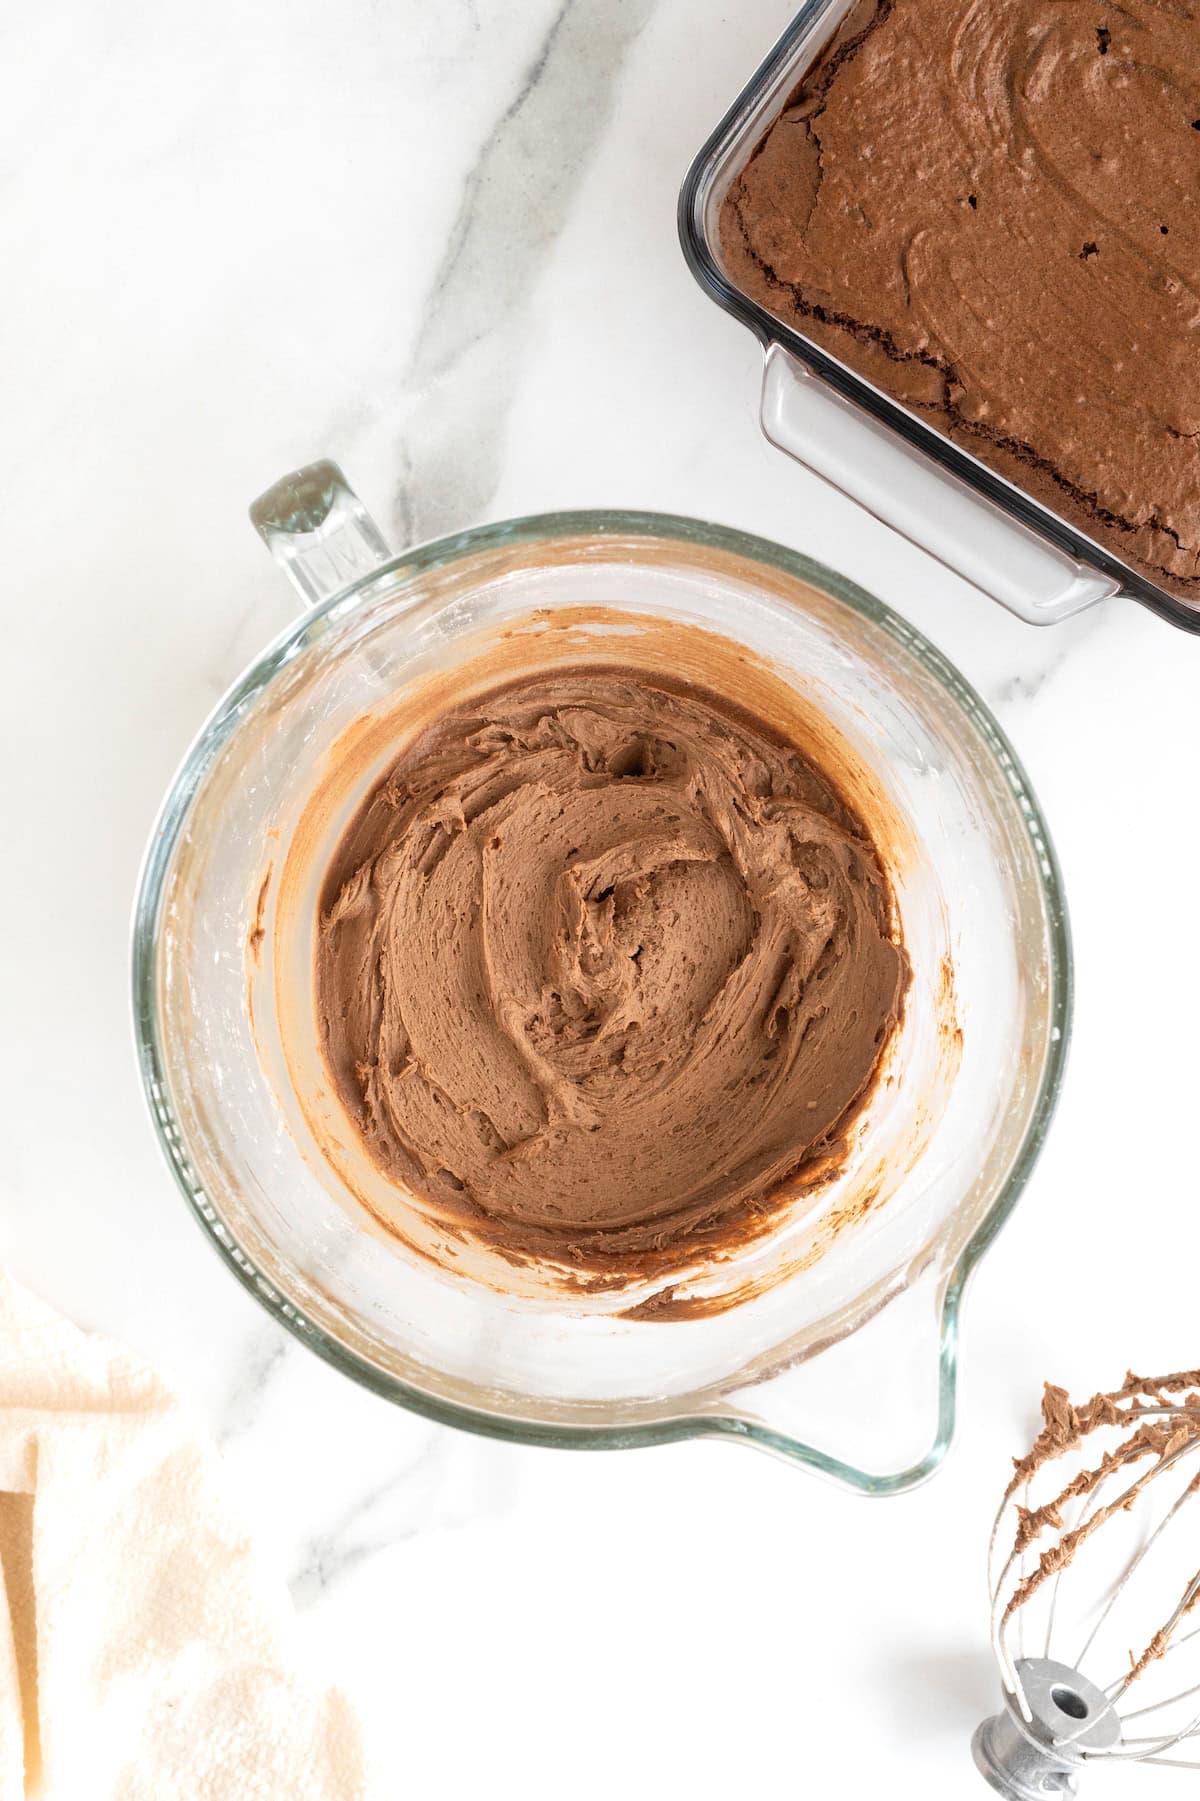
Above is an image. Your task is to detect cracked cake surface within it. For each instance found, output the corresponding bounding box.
[720,0,1200,602]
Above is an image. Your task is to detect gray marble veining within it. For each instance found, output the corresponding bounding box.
[289,1422,525,1607]
[984,601,1113,714]
[393,0,658,546]
[216,1325,292,1446]
[13,1,1200,1788]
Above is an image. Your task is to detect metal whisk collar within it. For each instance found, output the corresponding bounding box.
[974,1373,1200,1796]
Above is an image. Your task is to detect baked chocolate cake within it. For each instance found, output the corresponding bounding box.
[721,0,1200,600]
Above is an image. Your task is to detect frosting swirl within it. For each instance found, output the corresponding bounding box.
[316,668,906,1279]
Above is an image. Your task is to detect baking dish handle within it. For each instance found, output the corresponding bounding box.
[250,460,393,608]
[761,344,1121,625]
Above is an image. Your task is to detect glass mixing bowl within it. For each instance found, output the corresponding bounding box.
[132,462,1070,1492]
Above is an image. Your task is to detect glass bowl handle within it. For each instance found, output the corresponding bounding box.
[249,460,393,608]
[760,344,1121,626]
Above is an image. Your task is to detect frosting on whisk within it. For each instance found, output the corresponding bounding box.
[976,1371,1200,1792]
[999,1375,1200,1680]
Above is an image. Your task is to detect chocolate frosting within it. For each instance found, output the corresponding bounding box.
[722,0,1200,601]
[999,1373,1200,1682]
[316,668,906,1278]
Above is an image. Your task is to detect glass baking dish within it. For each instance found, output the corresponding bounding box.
[679,0,1200,635]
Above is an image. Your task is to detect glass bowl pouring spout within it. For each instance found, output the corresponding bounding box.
[132,464,1071,1491]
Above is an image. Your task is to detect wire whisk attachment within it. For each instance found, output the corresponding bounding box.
[974,1371,1200,1796]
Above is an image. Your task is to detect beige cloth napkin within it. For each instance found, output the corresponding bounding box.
[0,1270,367,1800]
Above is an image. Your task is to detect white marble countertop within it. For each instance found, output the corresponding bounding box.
[7,0,1200,1792]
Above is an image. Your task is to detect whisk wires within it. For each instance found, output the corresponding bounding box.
[986,1372,1200,1769]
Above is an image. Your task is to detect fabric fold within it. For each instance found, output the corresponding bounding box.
[0,1272,366,1800]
